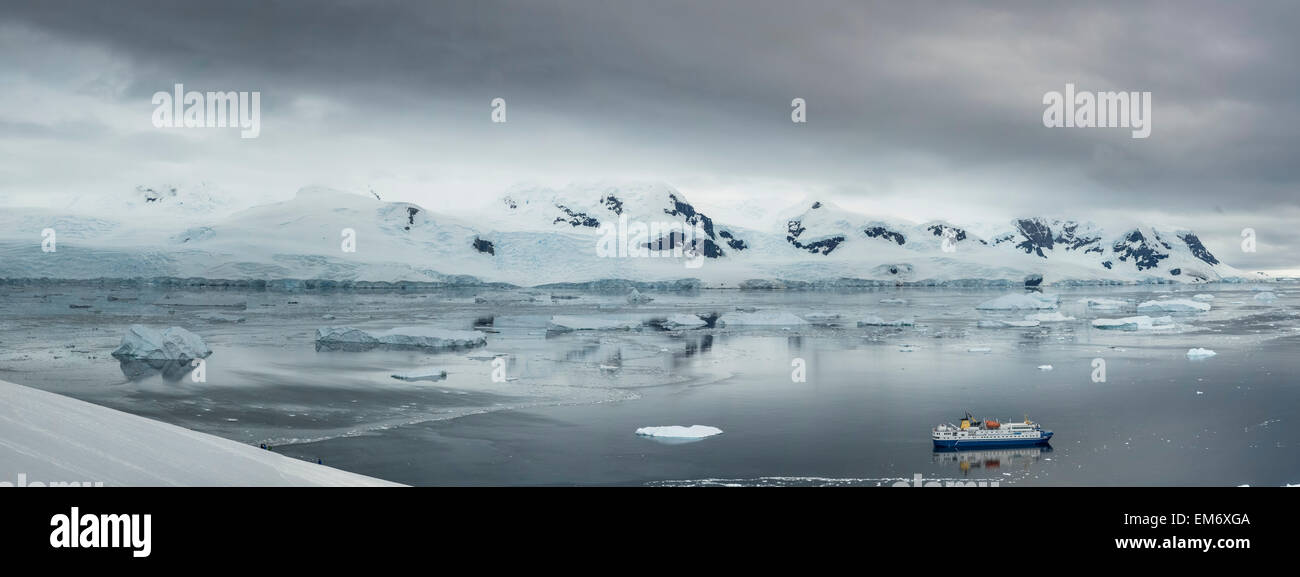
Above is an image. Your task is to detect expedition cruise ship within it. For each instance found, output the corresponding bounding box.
[932,413,1054,449]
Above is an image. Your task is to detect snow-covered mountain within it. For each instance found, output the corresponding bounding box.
[0,183,1250,287]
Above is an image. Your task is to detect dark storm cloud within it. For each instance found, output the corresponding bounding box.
[1,0,1297,267]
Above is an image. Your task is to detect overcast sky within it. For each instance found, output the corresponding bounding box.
[1,1,1296,272]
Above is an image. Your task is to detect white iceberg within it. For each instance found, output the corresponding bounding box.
[315,326,486,350]
[547,315,640,332]
[1254,291,1277,302]
[879,298,908,305]
[111,325,213,362]
[626,288,654,304]
[976,293,1059,310]
[1137,299,1211,313]
[717,311,808,327]
[659,314,707,329]
[1037,365,1054,371]
[635,425,723,439]
[1079,297,1128,310]
[967,347,992,353]
[1186,348,1217,359]
[1091,315,1176,331]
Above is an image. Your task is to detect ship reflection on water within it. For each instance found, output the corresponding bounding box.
[933,445,1052,476]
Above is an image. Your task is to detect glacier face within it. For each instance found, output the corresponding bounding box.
[0,183,1252,287]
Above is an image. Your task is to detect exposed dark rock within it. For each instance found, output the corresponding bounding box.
[553,204,600,228]
[473,237,495,255]
[1112,229,1170,271]
[864,226,906,245]
[1178,233,1220,265]
[1015,218,1054,257]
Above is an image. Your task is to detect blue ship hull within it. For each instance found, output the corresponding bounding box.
[932,431,1053,449]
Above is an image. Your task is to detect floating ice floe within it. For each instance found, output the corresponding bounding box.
[1091,315,1176,331]
[391,369,448,382]
[635,425,723,439]
[1136,299,1211,313]
[803,312,842,324]
[1079,297,1127,310]
[111,325,213,362]
[315,326,487,350]
[717,311,808,327]
[626,288,654,304]
[1254,291,1277,302]
[199,313,245,323]
[1037,365,1054,371]
[1192,294,1215,302]
[658,313,708,329]
[153,295,247,309]
[1186,348,1217,359]
[978,319,1041,328]
[967,347,993,353]
[858,316,914,327]
[879,298,908,305]
[474,292,538,304]
[546,315,640,332]
[1025,311,1076,322]
[976,293,1059,310]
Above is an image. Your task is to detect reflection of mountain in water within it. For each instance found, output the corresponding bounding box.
[118,358,199,382]
[933,445,1051,476]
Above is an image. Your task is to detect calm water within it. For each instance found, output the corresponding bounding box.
[0,283,1296,486]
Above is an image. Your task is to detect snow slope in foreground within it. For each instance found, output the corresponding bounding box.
[0,379,401,487]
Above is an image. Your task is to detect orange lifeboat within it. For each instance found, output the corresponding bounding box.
[985,420,1001,429]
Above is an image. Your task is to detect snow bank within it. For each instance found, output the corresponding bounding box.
[1186,348,1217,359]
[717,311,809,326]
[976,293,1059,310]
[110,325,212,362]
[1091,315,1175,330]
[0,379,400,486]
[315,326,486,350]
[635,425,723,439]
[1137,299,1211,313]
[547,315,640,332]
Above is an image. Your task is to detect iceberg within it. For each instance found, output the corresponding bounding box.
[1079,297,1128,310]
[976,293,1059,310]
[658,313,708,330]
[857,316,914,327]
[1186,348,1217,359]
[1254,291,1277,302]
[1137,299,1211,313]
[547,315,640,332]
[626,288,654,304]
[110,325,212,362]
[635,425,723,439]
[315,326,486,350]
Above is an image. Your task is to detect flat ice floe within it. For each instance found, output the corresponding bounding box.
[1255,291,1278,302]
[635,425,723,439]
[315,326,487,350]
[1091,315,1176,331]
[111,325,213,362]
[1079,297,1128,310]
[1186,348,1217,359]
[547,315,640,332]
[978,319,1040,328]
[1192,294,1215,301]
[976,293,1059,310]
[717,311,808,326]
[391,369,448,382]
[1025,311,1076,322]
[657,313,708,329]
[1137,299,1211,313]
[858,316,914,327]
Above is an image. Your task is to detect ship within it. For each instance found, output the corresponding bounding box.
[932,412,1053,449]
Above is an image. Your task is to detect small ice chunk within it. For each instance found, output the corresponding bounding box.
[1255,291,1277,302]
[626,288,654,304]
[1192,294,1215,302]
[1186,348,1217,359]
[858,316,914,327]
[659,314,707,329]
[976,293,1059,310]
[547,315,640,332]
[1037,365,1053,371]
[635,425,723,439]
[1079,297,1127,309]
[967,347,992,353]
[978,319,1041,328]
[1091,315,1175,331]
[879,298,908,305]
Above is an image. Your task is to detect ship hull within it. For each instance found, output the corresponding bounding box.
[932,432,1053,449]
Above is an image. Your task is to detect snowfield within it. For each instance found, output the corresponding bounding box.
[0,379,401,486]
